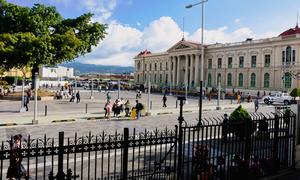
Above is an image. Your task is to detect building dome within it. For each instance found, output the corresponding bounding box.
[279,25,300,36]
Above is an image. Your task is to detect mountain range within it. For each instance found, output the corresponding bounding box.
[62,62,134,74]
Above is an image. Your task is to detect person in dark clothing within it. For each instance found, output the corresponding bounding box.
[162,94,167,107]
[24,89,31,111]
[76,91,80,103]
[222,114,229,142]
[135,100,143,120]
[7,134,27,179]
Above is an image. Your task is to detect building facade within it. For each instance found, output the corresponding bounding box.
[39,66,74,79]
[134,26,300,91]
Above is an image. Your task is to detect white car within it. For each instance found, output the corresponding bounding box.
[262,92,293,105]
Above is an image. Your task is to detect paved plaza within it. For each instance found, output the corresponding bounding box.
[0,90,276,141]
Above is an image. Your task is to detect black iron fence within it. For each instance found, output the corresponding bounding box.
[0,108,296,180]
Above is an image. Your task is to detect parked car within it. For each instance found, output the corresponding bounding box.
[262,92,293,105]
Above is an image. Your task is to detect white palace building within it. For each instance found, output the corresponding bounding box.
[134,25,300,92]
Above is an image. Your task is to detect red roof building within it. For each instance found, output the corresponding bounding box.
[279,25,300,36]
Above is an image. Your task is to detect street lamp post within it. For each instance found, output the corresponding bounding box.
[33,72,38,124]
[118,79,121,99]
[186,0,208,124]
[90,78,94,99]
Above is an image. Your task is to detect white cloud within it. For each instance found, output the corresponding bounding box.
[142,16,185,51]
[234,18,241,23]
[78,16,280,67]
[189,26,256,44]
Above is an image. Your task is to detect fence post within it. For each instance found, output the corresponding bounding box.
[45,105,47,116]
[85,104,88,114]
[273,114,279,168]
[244,121,251,164]
[56,131,65,179]
[122,128,129,180]
[177,96,186,179]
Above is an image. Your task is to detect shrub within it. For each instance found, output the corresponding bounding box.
[290,88,300,97]
[229,105,256,139]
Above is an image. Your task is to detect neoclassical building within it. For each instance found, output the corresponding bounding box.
[134,26,300,91]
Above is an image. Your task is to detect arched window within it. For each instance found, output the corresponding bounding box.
[238,73,243,87]
[207,73,212,87]
[264,73,270,88]
[227,73,232,86]
[250,73,256,88]
[284,72,292,89]
[217,73,221,84]
[286,46,292,65]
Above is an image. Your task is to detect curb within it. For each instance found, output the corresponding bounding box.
[0,123,17,127]
[51,119,75,123]
[157,112,173,115]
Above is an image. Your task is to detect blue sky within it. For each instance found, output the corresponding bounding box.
[7,0,300,66]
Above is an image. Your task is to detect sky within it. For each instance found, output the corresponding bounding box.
[7,0,300,67]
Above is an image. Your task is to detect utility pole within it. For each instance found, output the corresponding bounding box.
[33,72,38,124]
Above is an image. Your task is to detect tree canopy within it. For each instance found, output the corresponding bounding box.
[0,0,107,70]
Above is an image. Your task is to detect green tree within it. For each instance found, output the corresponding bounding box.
[290,88,300,97]
[0,0,107,87]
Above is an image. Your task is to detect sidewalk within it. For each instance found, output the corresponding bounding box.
[0,101,273,126]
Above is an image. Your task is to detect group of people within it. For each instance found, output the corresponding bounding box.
[104,98,133,118]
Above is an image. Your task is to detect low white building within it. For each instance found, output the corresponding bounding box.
[39,66,74,79]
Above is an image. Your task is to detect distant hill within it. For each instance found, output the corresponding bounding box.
[61,62,134,74]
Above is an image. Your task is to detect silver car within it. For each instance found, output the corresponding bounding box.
[262,92,293,105]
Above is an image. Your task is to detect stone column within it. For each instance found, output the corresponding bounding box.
[195,54,199,86]
[176,56,180,86]
[168,57,172,84]
[185,55,189,86]
[190,54,194,87]
[172,57,176,87]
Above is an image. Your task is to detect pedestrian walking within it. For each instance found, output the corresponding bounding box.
[76,91,80,103]
[257,91,260,98]
[237,94,241,104]
[104,101,112,118]
[124,100,131,117]
[254,99,259,112]
[135,100,143,120]
[222,114,229,142]
[106,92,111,102]
[162,94,167,107]
[7,134,27,179]
[24,89,31,111]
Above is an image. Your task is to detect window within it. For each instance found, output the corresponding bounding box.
[238,73,243,87]
[166,74,168,83]
[250,73,256,88]
[208,59,212,69]
[284,72,292,89]
[137,61,141,70]
[282,51,285,65]
[160,74,162,83]
[293,50,296,64]
[251,55,256,68]
[154,63,157,71]
[217,73,221,84]
[160,63,162,71]
[239,56,244,68]
[207,73,212,87]
[286,46,292,65]
[150,64,152,71]
[227,73,232,86]
[264,55,271,67]
[166,62,168,70]
[218,58,222,68]
[264,73,270,88]
[144,74,147,81]
[145,64,147,71]
[154,74,157,83]
[228,57,232,68]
